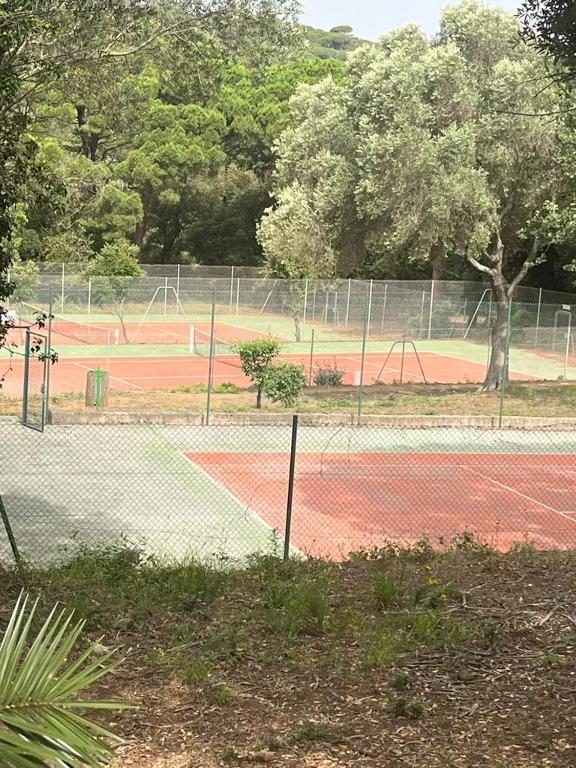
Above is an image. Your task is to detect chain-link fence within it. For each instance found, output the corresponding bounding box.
[3,274,576,566]
[1,417,575,567]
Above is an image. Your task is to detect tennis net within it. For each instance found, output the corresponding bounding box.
[19,303,119,346]
[190,326,236,358]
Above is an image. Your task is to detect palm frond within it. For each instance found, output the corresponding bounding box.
[0,593,131,767]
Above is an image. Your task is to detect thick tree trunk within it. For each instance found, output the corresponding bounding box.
[482,274,509,392]
[431,241,445,284]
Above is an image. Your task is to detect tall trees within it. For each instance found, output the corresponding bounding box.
[520,1,576,75]
[263,1,573,389]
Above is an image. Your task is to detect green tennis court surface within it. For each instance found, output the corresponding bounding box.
[2,422,575,565]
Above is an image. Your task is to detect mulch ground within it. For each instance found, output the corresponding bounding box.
[4,546,573,767]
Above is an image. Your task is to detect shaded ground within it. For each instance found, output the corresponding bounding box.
[2,380,576,418]
[2,544,576,767]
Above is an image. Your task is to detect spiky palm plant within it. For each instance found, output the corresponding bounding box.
[0,593,128,767]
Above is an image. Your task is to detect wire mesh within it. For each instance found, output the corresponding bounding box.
[1,419,575,567]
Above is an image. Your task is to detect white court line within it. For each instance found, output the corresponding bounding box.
[69,360,145,390]
[178,450,302,556]
[463,465,576,525]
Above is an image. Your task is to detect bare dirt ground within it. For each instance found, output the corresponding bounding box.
[3,544,576,767]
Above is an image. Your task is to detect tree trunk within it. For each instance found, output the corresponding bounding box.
[293,313,301,343]
[115,299,131,344]
[256,384,263,409]
[482,275,509,392]
[431,241,445,284]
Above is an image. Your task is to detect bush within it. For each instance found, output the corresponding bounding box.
[234,338,281,408]
[213,382,240,394]
[313,363,345,386]
[263,361,306,407]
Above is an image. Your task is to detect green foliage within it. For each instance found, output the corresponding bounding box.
[313,363,345,386]
[234,338,280,407]
[83,239,143,342]
[263,361,306,407]
[8,258,39,302]
[303,24,367,60]
[43,229,94,266]
[0,592,127,767]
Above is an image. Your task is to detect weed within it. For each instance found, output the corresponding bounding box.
[179,658,212,684]
[373,572,403,608]
[389,694,425,719]
[259,734,283,752]
[213,382,240,394]
[209,684,238,706]
[366,626,408,667]
[390,671,412,690]
[533,652,563,668]
[291,720,344,744]
[313,364,345,387]
[482,619,500,647]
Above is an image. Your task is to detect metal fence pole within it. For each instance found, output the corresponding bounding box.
[163,276,168,317]
[366,279,373,342]
[345,278,351,327]
[205,291,216,425]
[229,266,235,313]
[0,495,22,566]
[176,264,181,303]
[357,301,369,425]
[87,277,92,320]
[380,284,388,335]
[419,290,426,339]
[427,280,435,340]
[302,279,308,326]
[534,286,542,346]
[43,288,53,424]
[283,414,299,561]
[60,263,65,314]
[565,312,572,379]
[236,278,240,317]
[308,328,315,386]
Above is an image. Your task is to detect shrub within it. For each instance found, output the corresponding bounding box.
[213,381,240,394]
[234,338,280,408]
[263,361,306,407]
[313,363,345,386]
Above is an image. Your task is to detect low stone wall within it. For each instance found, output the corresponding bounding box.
[48,408,576,430]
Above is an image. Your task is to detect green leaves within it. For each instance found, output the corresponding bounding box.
[0,592,128,768]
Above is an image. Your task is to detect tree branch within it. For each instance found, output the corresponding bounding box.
[507,236,540,298]
[467,255,494,275]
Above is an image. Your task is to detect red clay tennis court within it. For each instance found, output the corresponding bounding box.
[3,348,534,396]
[186,450,576,559]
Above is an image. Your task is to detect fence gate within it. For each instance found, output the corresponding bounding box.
[21,330,48,432]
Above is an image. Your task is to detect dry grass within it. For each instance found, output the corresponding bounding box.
[23,380,576,418]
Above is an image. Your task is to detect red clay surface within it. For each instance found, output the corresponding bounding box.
[186,451,576,558]
[2,349,534,397]
[6,319,284,348]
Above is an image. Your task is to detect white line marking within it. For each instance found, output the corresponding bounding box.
[464,465,576,525]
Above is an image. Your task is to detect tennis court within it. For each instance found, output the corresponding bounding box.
[2,422,576,565]
[2,348,538,396]
[186,448,576,558]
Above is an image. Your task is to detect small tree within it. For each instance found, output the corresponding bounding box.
[263,361,306,407]
[235,338,280,408]
[83,239,144,343]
